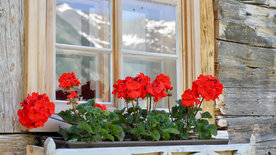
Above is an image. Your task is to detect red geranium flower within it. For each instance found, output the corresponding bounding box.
[154,74,172,91]
[113,75,147,101]
[67,91,78,99]
[58,72,81,90]
[112,78,128,100]
[192,74,224,101]
[125,77,142,100]
[146,80,167,102]
[146,74,172,102]
[95,103,107,111]
[17,92,55,129]
[181,89,200,107]
[134,73,151,99]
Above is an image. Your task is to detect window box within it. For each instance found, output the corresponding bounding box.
[27,137,255,155]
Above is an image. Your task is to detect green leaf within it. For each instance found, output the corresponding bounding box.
[201,112,212,119]
[161,132,170,140]
[176,99,182,105]
[106,134,115,142]
[152,130,160,141]
[207,124,217,135]
[68,138,78,142]
[99,128,108,135]
[199,132,211,139]
[180,131,188,139]
[78,122,93,133]
[94,135,102,141]
[162,128,180,135]
[119,131,125,141]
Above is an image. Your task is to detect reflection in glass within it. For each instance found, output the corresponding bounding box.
[56,0,111,49]
[122,0,177,54]
[56,51,111,102]
[123,55,177,108]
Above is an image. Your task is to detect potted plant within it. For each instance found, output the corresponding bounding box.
[18,72,226,148]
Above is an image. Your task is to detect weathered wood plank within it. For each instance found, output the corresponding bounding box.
[0,134,36,154]
[238,0,276,8]
[227,116,276,144]
[200,0,216,124]
[218,41,276,88]
[256,140,276,155]
[224,87,276,115]
[0,0,25,132]
[26,145,44,155]
[218,0,276,48]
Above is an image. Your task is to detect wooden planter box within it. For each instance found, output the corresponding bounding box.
[27,137,256,155]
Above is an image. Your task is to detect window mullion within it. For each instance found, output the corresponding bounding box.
[112,0,123,108]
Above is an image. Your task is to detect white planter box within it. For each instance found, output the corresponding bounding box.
[27,137,256,155]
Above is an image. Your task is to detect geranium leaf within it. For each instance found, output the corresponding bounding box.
[106,134,115,142]
[201,112,212,119]
[78,122,93,133]
[152,130,160,141]
[162,128,180,135]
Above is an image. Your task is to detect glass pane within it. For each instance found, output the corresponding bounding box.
[56,51,111,102]
[122,0,177,54]
[56,0,111,49]
[123,55,177,108]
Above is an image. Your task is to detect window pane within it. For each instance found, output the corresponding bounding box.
[123,55,177,108]
[56,51,111,102]
[56,0,111,49]
[122,0,177,54]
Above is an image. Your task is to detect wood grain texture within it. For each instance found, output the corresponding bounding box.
[218,41,276,88]
[112,0,122,108]
[0,134,36,154]
[238,0,276,8]
[227,117,276,144]
[218,0,276,48]
[0,0,26,133]
[217,1,276,154]
[224,88,275,116]
[25,0,51,98]
[26,145,44,155]
[200,0,216,124]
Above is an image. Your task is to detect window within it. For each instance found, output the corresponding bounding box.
[25,0,216,131]
[55,0,112,104]
[121,0,178,109]
[54,0,181,109]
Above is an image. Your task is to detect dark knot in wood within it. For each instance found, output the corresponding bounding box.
[0,8,3,17]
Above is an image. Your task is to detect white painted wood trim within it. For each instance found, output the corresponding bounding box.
[37,137,255,155]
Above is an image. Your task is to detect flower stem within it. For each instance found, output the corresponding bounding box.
[72,103,80,121]
[168,96,171,114]
[194,98,204,116]
[146,96,149,115]
[49,116,76,125]
[131,100,136,115]
[154,102,157,110]
[149,96,152,112]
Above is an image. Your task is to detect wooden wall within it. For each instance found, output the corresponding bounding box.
[0,0,35,154]
[217,0,276,154]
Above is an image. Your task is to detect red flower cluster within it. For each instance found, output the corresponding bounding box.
[67,91,78,99]
[17,93,55,129]
[181,89,200,107]
[66,91,79,105]
[112,73,172,103]
[181,74,224,107]
[58,72,81,90]
[95,103,107,111]
[147,74,173,102]
[192,75,224,101]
